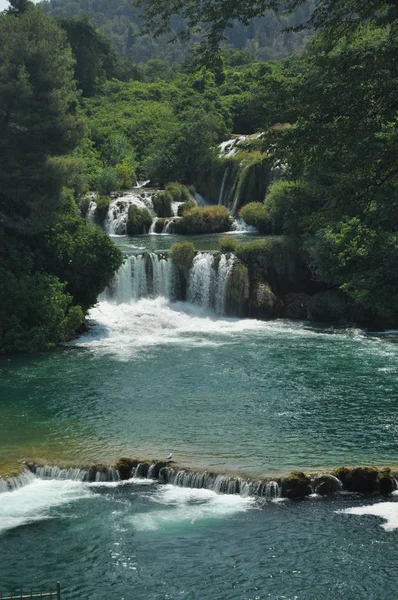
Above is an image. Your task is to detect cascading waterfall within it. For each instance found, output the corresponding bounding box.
[109,253,173,303]
[20,462,281,500]
[218,167,230,206]
[0,470,36,493]
[187,253,215,310]
[105,193,155,235]
[188,253,235,315]
[215,254,235,315]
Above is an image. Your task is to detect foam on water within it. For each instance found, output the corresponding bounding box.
[0,479,93,535]
[130,484,255,532]
[70,298,324,359]
[340,500,398,531]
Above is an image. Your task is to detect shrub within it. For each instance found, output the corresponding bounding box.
[264,180,319,234]
[154,218,166,233]
[179,206,232,234]
[96,166,118,195]
[239,202,271,234]
[177,198,197,216]
[153,191,173,218]
[126,205,153,235]
[94,196,111,225]
[170,241,195,273]
[219,236,238,253]
[165,182,191,202]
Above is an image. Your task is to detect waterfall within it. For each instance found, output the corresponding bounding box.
[188,253,235,315]
[215,254,235,315]
[187,253,215,309]
[149,218,158,234]
[231,218,257,233]
[105,192,155,235]
[0,470,36,493]
[218,167,230,206]
[110,253,173,303]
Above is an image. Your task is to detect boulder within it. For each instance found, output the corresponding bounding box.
[115,457,137,480]
[281,471,312,499]
[334,466,379,493]
[378,468,397,496]
[314,475,342,495]
[252,280,282,318]
[284,293,311,319]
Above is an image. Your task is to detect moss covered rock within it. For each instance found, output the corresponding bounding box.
[225,260,250,317]
[284,293,311,319]
[378,469,397,496]
[314,475,342,495]
[334,466,379,493]
[126,205,153,235]
[281,471,312,499]
[115,457,137,480]
[252,281,282,318]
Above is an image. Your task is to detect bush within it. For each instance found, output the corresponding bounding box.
[126,205,153,235]
[170,241,195,273]
[239,202,271,234]
[153,191,173,218]
[179,206,232,234]
[94,196,111,225]
[154,218,166,233]
[96,166,118,195]
[264,180,319,235]
[0,237,84,353]
[165,182,191,202]
[178,199,197,216]
[219,236,238,253]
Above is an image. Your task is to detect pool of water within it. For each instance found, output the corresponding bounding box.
[1,297,398,475]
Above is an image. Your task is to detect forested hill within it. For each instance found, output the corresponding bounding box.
[39,0,313,63]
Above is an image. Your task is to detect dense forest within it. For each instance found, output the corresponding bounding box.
[39,0,313,63]
[1,0,398,353]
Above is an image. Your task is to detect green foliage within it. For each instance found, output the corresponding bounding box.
[179,206,232,234]
[308,290,348,323]
[170,241,195,273]
[165,182,191,202]
[79,196,91,218]
[154,218,166,233]
[59,16,118,97]
[42,211,123,311]
[94,196,111,225]
[219,236,238,253]
[153,192,173,218]
[177,199,197,217]
[0,3,83,234]
[116,156,137,189]
[231,153,272,214]
[264,181,321,235]
[126,205,153,235]
[225,261,249,316]
[0,236,84,354]
[96,167,118,196]
[239,202,271,234]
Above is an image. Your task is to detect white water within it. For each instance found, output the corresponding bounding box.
[218,167,230,206]
[340,499,398,531]
[215,254,235,315]
[129,484,255,532]
[109,254,172,303]
[0,479,93,535]
[219,136,247,158]
[105,193,155,235]
[187,253,215,310]
[230,218,257,234]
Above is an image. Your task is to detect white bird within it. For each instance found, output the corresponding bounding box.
[167,453,173,460]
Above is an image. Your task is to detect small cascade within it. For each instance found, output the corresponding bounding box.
[105,192,155,235]
[149,218,158,234]
[188,253,235,315]
[0,470,36,493]
[109,253,173,303]
[218,167,230,206]
[187,253,215,310]
[215,254,235,315]
[231,218,257,234]
[194,192,209,207]
[30,464,120,483]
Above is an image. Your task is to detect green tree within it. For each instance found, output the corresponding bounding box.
[0,3,82,233]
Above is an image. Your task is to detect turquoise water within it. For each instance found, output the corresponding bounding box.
[2,478,398,599]
[112,232,269,253]
[1,298,398,473]
[2,235,398,598]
